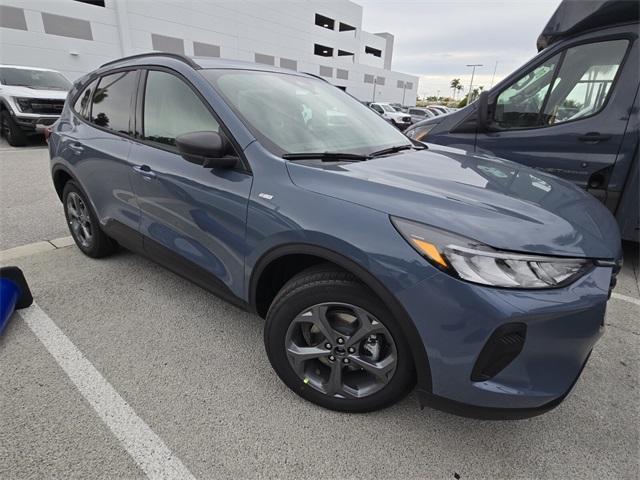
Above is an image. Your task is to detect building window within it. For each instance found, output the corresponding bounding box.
[397,80,405,88]
[337,50,354,59]
[193,42,220,58]
[319,66,333,78]
[364,74,375,84]
[339,22,356,32]
[255,53,275,66]
[336,69,349,80]
[314,44,333,57]
[315,14,335,30]
[0,5,27,31]
[365,46,382,58]
[279,58,297,71]
[405,82,413,89]
[151,34,184,54]
[42,13,93,40]
[74,0,105,6]
[376,77,385,85]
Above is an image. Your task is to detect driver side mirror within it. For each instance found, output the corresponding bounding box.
[175,131,238,169]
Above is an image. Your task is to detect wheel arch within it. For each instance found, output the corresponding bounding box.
[249,243,433,393]
[51,164,76,201]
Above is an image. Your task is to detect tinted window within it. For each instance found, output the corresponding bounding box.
[495,39,628,129]
[92,71,137,134]
[143,70,219,147]
[73,79,97,120]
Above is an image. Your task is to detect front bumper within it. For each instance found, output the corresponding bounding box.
[13,114,59,133]
[396,264,613,418]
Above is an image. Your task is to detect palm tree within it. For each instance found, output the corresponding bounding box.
[456,83,464,99]
[450,78,461,100]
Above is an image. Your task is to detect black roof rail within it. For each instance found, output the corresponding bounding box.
[100,52,200,69]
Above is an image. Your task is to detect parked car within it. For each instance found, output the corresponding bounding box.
[426,105,450,116]
[407,107,436,124]
[369,102,412,130]
[0,65,71,146]
[50,52,622,418]
[405,0,639,242]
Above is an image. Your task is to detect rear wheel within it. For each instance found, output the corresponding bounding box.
[265,265,414,412]
[1,111,27,147]
[62,181,117,258]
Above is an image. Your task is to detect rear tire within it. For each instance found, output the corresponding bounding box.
[265,264,415,412]
[1,111,27,147]
[62,181,117,258]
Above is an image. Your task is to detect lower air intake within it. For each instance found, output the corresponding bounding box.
[471,323,526,382]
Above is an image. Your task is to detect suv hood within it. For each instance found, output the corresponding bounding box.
[286,145,620,259]
[0,85,68,100]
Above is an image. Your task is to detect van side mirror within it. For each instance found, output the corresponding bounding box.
[477,91,490,131]
[175,131,238,169]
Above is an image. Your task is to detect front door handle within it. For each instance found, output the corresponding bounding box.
[578,132,612,143]
[68,142,84,154]
[132,164,156,179]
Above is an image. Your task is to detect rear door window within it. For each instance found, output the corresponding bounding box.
[91,71,137,135]
[73,79,97,120]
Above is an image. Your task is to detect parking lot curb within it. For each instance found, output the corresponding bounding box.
[0,237,74,263]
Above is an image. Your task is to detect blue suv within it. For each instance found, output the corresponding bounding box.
[49,53,622,418]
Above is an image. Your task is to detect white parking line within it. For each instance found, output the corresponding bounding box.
[612,292,640,307]
[19,304,196,480]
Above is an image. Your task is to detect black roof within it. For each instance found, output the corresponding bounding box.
[537,0,639,51]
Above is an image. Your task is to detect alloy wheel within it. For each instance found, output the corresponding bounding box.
[285,302,397,399]
[66,191,93,248]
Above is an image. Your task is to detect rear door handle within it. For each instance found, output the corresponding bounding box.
[132,164,157,179]
[578,132,612,143]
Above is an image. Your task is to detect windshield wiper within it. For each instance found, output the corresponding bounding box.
[282,152,369,162]
[368,144,425,158]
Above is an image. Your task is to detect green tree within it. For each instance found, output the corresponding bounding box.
[450,78,461,100]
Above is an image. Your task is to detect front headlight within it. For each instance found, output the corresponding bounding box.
[391,217,592,289]
[14,97,33,113]
[405,123,436,140]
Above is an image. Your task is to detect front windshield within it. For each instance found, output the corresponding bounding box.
[201,69,410,155]
[380,104,395,112]
[0,68,71,90]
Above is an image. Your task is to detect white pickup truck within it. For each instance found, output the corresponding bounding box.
[369,102,412,130]
[0,65,71,146]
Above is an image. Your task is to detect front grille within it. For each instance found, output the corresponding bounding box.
[471,323,527,382]
[29,99,64,115]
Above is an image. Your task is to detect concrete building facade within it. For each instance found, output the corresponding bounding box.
[0,0,419,105]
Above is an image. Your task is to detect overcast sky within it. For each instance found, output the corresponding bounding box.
[358,0,563,98]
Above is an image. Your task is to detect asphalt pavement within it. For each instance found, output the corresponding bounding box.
[1,140,639,479]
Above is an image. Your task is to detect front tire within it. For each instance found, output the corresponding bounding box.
[62,181,117,258]
[265,265,415,412]
[1,111,27,147]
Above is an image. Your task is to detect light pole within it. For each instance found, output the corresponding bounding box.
[466,64,482,105]
[402,82,407,106]
[490,61,498,89]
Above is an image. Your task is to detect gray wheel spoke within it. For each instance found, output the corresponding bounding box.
[286,344,327,366]
[346,308,385,347]
[81,224,91,240]
[325,363,343,396]
[350,354,396,380]
[294,304,338,343]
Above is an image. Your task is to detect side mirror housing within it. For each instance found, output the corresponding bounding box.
[477,91,490,131]
[175,131,238,169]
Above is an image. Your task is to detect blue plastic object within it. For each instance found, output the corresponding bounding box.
[0,267,33,335]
